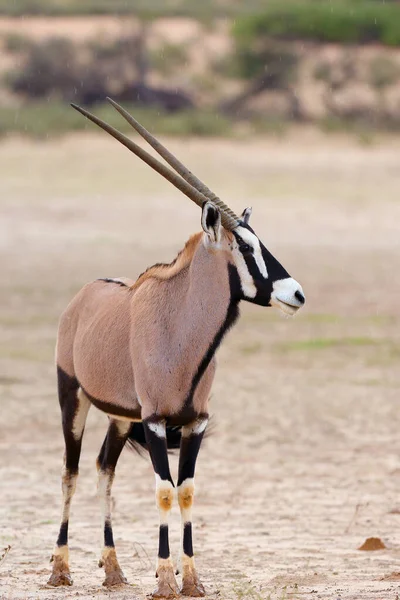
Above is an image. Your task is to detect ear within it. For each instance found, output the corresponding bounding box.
[241,207,252,225]
[201,201,221,243]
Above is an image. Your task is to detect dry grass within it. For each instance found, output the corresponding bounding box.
[0,131,400,599]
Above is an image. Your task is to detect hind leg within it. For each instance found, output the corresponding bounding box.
[97,418,131,587]
[48,369,90,586]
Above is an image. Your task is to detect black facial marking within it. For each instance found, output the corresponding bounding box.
[183,523,194,557]
[232,223,291,306]
[228,263,242,303]
[104,521,114,547]
[158,525,170,559]
[56,522,68,547]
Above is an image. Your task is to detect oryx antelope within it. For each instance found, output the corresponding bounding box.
[48,98,305,598]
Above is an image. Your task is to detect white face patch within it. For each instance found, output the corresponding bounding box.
[230,226,267,299]
[270,278,305,316]
[235,226,268,279]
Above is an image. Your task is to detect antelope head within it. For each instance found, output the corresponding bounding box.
[71,99,305,316]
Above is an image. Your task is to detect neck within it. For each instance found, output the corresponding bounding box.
[180,240,240,405]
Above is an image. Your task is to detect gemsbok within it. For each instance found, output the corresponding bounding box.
[48,98,305,598]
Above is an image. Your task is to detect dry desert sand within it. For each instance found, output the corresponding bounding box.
[1,130,400,599]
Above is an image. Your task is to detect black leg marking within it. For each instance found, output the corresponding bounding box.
[178,418,207,597]
[158,524,169,559]
[183,523,193,557]
[97,420,131,551]
[48,368,90,587]
[56,522,68,547]
[143,419,174,486]
[97,419,131,587]
[143,418,179,597]
[104,521,114,548]
[178,416,207,486]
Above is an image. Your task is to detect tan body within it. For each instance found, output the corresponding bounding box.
[48,100,305,597]
[57,232,231,423]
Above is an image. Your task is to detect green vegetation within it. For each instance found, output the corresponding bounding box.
[279,337,381,351]
[233,1,400,47]
[0,102,234,139]
[0,0,292,18]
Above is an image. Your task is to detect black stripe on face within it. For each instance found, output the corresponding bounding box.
[183,523,193,557]
[232,230,264,282]
[56,521,68,547]
[104,521,114,547]
[158,525,170,559]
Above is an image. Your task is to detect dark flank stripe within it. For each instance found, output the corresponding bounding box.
[80,385,141,421]
[158,525,170,559]
[183,265,240,412]
[183,523,193,557]
[104,521,114,547]
[56,521,68,547]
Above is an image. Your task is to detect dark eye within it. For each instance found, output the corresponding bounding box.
[239,243,252,255]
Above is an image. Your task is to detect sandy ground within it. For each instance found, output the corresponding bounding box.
[1,130,400,599]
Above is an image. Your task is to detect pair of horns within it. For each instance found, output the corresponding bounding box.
[71,98,239,231]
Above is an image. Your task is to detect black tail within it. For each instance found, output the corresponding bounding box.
[126,422,182,456]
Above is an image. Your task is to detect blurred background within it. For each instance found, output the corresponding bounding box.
[2,0,400,136]
[1,2,400,600]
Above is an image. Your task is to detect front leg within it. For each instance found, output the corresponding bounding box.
[177,415,208,597]
[143,418,180,599]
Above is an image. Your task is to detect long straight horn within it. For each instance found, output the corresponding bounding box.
[106,97,240,227]
[71,103,239,231]
[71,104,207,207]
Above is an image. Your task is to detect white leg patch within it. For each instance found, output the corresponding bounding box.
[155,474,174,524]
[182,418,208,438]
[73,388,91,440]
[148,421,166,438]
[178,477,195,523]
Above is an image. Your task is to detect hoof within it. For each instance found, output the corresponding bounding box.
[100,547,128,587]
[181,580,205,597]
[47,554,73,587]
[47,571,73,587]
[151,571,180,598]
[103,569,128,587]
[150,581,180,598]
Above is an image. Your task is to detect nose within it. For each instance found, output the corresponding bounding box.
[295,290,305,305]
